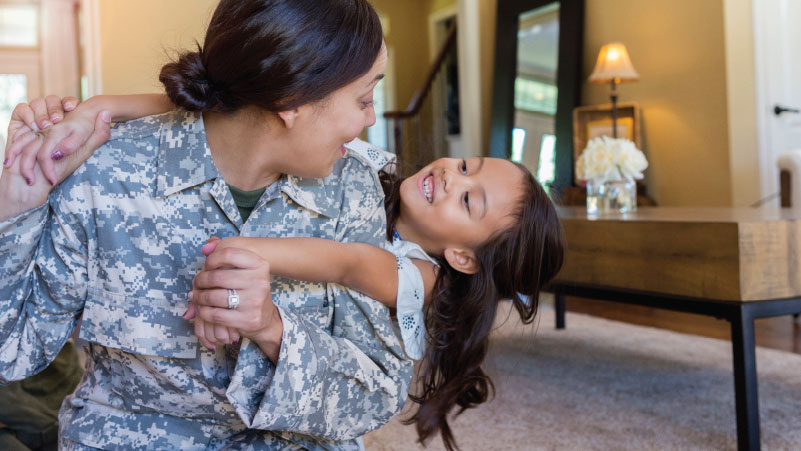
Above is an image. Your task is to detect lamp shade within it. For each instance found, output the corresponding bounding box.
[589,43,639,84]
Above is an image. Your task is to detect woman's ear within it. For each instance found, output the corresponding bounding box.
[443,248,479,274]
[276,109,299,129]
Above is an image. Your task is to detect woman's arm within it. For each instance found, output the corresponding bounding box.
[212,236,437,308]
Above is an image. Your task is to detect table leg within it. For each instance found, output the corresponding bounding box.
[730,305,760,451]
[555,290,566,329]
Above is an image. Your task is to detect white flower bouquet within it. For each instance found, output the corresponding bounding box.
[575,136,648,184]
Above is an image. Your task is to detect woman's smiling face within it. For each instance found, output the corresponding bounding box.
[281,43,388,178]
[396,157,526,258]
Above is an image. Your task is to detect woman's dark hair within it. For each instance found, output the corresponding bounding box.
[160,0,383,112]
[380,163,565,451]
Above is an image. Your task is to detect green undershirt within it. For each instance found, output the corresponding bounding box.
[228,184,267,223]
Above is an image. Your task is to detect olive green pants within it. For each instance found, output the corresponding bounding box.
[0,342,83,451]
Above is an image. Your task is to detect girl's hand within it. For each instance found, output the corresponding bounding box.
[5,99,107,186]
[0,110,111,221]
[7,95,78,136]
[190,246,283,363]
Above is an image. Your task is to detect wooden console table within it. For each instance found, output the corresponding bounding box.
[552,207,801,451]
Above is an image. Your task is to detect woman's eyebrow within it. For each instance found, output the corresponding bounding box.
[366,74,385,87]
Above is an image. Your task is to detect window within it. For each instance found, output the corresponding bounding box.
[0,4,38,47]
[514,77,557,115]
[511,128,526,163]
[367,77,389,150]
[0,74,27,145]
[537,134,556,186]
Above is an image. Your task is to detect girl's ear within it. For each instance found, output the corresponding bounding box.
[276,109,299,129]
[443,248,479,274]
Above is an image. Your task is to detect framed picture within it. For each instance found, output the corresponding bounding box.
[573,102,641,183]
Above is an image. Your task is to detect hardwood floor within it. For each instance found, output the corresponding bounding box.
[561,296,801,355]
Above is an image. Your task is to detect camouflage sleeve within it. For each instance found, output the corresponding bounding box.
[0,192,87,383]
[227,180,413,440]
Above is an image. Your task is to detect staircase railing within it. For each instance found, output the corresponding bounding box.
[383,23,457,174]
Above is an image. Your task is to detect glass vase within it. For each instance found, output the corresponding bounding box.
[586,178,637,215]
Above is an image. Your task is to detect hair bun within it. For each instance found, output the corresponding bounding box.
[159,50,225,111]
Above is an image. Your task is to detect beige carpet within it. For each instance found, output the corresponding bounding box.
[364,302,801,450]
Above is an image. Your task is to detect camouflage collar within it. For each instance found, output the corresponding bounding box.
[155,111,338,218]
[281,174,339,218]
[156,111,219,198]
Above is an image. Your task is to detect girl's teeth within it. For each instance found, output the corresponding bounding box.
[424,176,432,202]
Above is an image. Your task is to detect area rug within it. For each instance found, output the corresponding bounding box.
[364,302,801,450]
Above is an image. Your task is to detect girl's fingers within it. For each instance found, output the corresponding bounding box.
[213,324,230,345]
[185,299,238,346]
[62,96,79,112]
[29,98,52,130]
[36,144,58,186]
[44,95,65,124]
[4,130,37,168]
[183,303,197,320]
[10,103,37,134]
[194,316,215,351]
[18,134,46,185]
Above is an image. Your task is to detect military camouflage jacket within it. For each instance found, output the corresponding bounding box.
[0,111,413,450]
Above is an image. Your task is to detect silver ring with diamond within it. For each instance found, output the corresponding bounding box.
[227,289,240,309]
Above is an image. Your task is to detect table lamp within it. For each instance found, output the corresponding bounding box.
[589,43,639,138]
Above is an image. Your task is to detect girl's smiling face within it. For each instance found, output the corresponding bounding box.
[395,157,526,272]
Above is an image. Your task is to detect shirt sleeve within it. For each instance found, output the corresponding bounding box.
[226,163,414,441]
[0,190,88,383]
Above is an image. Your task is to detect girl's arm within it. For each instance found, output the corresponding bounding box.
[84,94,174,123]
[211,236,437,308]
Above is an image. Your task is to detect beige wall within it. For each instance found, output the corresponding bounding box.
[724,0,760,207]
[479,0,497,153]
[98,0,217,94]
[583,0,732,206]
[370,0,432,110]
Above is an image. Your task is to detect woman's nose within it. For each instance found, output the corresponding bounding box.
[365,105,377,128]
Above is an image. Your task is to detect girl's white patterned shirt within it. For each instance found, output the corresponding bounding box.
[345,139,438,360]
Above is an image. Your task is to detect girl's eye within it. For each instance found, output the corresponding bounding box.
[460,159,468,174]
[361,100,374,109]
[463,192,470,213]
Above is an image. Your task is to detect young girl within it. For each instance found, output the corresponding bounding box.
[8,97,565,451]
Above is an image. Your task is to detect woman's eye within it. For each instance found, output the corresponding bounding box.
[460,159,468,174]
[463,192,470,212]
[361,100,374,109]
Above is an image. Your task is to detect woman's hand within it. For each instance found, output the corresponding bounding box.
[189,244,283,363]
[5,97,108,186]
[185,237,241,350]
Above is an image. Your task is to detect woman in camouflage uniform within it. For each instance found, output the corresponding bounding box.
[0,1,412,449]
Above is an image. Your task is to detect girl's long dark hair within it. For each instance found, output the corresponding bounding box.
[380,162,565,451]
